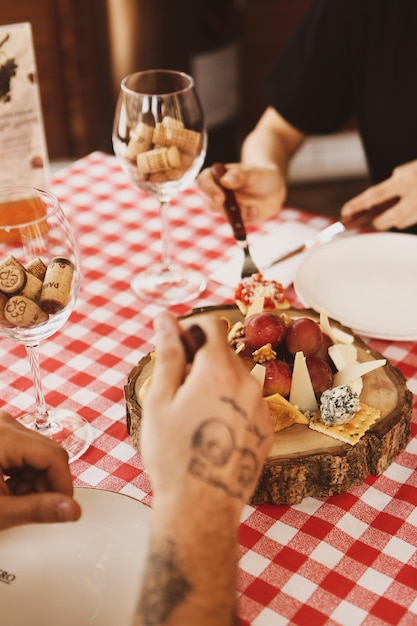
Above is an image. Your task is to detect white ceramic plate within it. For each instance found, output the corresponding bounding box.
[294,232,417,340]
[0,487,151,626]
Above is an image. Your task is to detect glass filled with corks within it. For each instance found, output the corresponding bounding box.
[113,69,208,305]
[0,187,92,461]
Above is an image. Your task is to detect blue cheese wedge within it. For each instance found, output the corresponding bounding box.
[319,384,360,426]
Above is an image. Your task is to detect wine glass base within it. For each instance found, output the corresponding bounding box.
[131,263,207,305]
[18,409,93,463]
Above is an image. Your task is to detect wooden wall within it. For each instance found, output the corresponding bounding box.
[0,0,113,159]
[0,1,312,161]
[240,0,311,135]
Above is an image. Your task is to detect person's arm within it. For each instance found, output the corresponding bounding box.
[133,312,273,626]
[0,411,81,530]
[241,106,305,175]
[341,159,417,230]
[197,107,305,224]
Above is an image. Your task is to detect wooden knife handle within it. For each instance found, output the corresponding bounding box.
[210,163,247,241]
[342,196,400,229]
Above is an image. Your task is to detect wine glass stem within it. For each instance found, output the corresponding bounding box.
[159,200,172,269]
[25,344,49,430]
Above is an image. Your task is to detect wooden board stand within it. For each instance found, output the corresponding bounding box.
[125,306,413,505]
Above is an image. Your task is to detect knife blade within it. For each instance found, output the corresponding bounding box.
[267,196,400,267]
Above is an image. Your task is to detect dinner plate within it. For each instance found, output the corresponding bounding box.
[294,232,417,340]
[0,487,151,626]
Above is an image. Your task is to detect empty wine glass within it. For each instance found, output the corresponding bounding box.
[112,69,208,305]
[0,187,92,462]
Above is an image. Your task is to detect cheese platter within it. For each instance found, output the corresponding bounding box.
[125,304,412,505]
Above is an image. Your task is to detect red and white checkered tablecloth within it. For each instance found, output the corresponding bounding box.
[1,151,416,625]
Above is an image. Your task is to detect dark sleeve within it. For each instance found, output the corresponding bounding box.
[263,0,358,135]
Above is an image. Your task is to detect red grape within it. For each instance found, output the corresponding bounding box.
[263,359,292,397]
[240,355,256,372]
[306,356,333,393]
[245,312,286,349]
[312,333,333,362]
[285,317,323,356]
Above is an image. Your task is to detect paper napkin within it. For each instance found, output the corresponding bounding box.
[210,221,320,288]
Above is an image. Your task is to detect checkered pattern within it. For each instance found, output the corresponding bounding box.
[1,151,416,625]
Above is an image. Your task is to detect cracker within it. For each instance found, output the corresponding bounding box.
[266,392,309,433]
[309,403,380,445]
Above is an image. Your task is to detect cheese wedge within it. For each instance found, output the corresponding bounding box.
[250,363,266,388]
[319,308,353,344]
[245,296,265,318]
[265,392,309,432]
[289,351,318,413]
[328,343,363,395]
[333,359,386,387]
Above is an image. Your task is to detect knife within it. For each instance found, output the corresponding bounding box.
[267,196,400,267]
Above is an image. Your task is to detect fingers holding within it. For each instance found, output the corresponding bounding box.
[145,311,188,408]
[197,164,248,215]
[0,492,81,531]
[197,167,227,211]
[373,198,416,230]
[341,185,388,219]
[0,417,74,497]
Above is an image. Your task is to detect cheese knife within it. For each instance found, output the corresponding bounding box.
[267,196,400,267]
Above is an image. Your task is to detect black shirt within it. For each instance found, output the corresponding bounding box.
[263,0,417,183]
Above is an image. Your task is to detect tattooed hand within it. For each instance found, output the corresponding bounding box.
[141,310,273,511]
[134,311,273,626]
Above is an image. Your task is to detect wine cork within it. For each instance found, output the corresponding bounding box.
[136,146,181,175]
[4,295,49,328]
[20,271,43,301]
[126,122,154,160]
[148,172,170,183]
[0,293,14,328]
[162,116,184,130]
[0,256,26,294]
[40,257,74,314]
[162,168,186,181]
[153,122,201,154]
[152,123,168,147]
[26,257,47,281]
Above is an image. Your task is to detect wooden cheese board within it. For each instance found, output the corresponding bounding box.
[124,305,413,505]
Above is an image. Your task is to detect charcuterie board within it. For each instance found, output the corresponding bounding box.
[125,306,412,505]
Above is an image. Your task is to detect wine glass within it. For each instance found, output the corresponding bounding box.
[0,187,92,462]
[112,69,208,305]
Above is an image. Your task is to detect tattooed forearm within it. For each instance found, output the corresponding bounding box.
[137,539,192,626]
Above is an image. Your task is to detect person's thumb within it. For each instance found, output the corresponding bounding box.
[0,493,81,531]
[221,169,244,189]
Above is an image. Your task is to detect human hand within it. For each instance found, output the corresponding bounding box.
[141,311,273,519]
[0,411,81,530]
[197,163,285,224]
[341,160,417,230]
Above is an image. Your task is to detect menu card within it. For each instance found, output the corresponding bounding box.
[0,22,49,187]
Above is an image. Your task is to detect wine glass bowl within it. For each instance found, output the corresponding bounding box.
[112,69,208,305]
[0,187,92,461]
